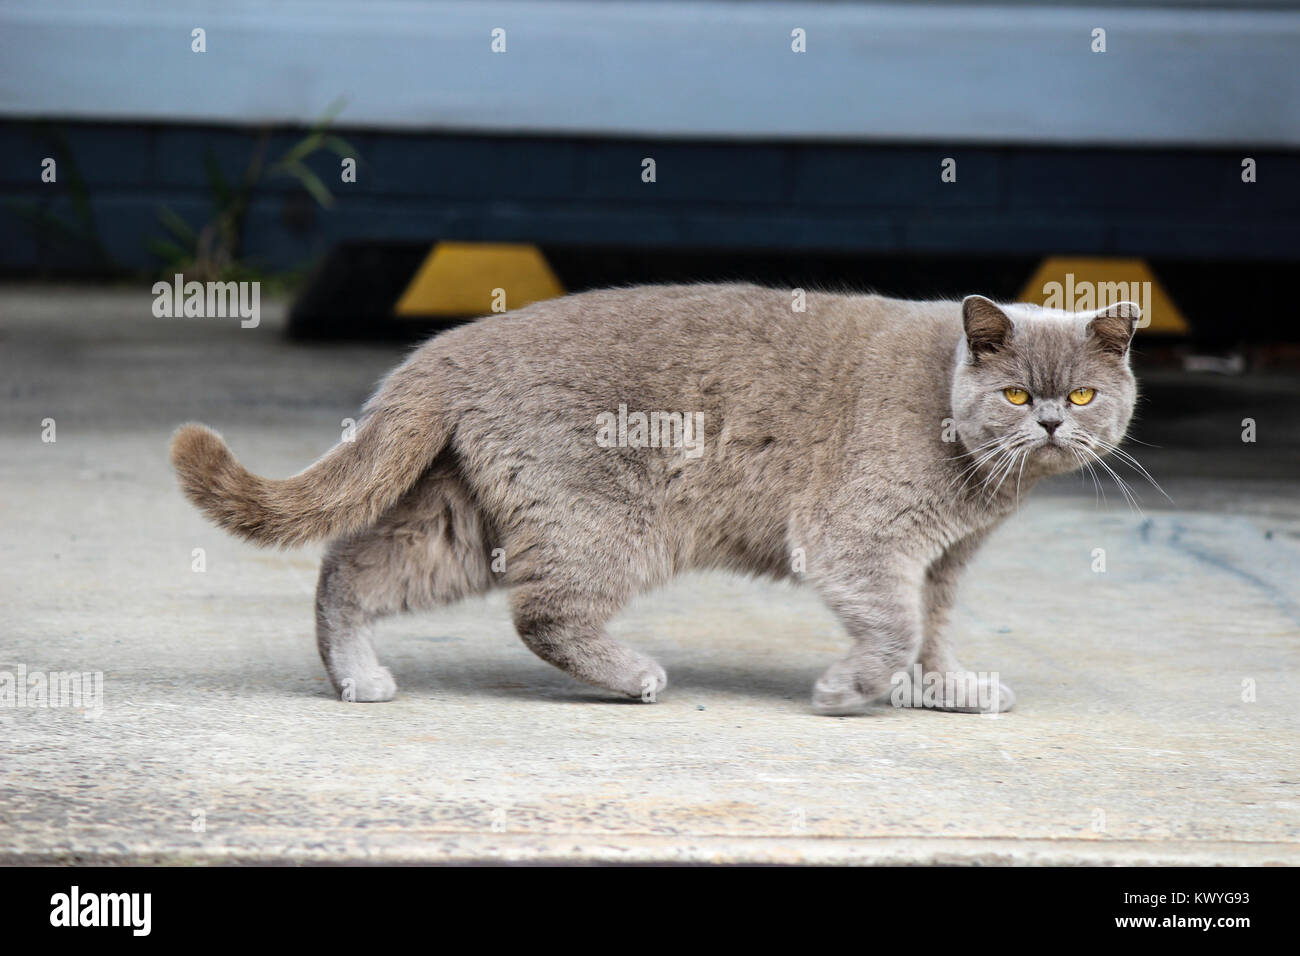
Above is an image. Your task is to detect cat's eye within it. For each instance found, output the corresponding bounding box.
[1068,387,1096,406]
[1003,387,1030,406]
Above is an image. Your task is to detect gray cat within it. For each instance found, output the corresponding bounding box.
[171,284,1143,714]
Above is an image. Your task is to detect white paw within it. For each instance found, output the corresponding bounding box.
[945,678,1014,714]
[337,667,397,703]
[811,678,872,716]
[900,674,1015,714]
[633,662,668,703]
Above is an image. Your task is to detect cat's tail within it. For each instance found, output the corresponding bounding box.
[169,365,453,548]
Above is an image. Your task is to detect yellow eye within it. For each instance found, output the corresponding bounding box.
[1068,388,1095,406]
[1003,387,1030,406]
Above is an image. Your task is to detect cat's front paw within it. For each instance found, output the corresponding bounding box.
[586,649,667,702]
[625,658,668,703]
[973,679,1015,714]
[811,676,873,716]
[894,670,1015,714]
[336,667,398,703]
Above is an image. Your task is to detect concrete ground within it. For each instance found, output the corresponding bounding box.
[2,285,1298,866]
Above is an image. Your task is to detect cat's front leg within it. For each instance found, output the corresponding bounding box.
[809,561,926,716]
[906,530,1015,713]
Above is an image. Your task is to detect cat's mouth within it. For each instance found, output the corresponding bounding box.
[1027,434,1091,476]
[1031,432,1078,450]
[1030,435,1075,461]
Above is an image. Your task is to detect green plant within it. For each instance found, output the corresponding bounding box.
[4,126,114,270]
[148,100,358,282]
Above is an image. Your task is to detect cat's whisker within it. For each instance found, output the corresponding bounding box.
[973,448,1009,497]
[1069,445,1105,507]
[1102,464,1141,514]
[957,455,996,496]
[1078,444,1142,514]
[1119,435,1162,449]
[1072,429,1169,506]
[969,441,1018,496]
[979,437,1031,500]
[951,440,1014,493]
[1080,434,1172,503]
[1103,449,1171,503]
[994,443,1031,500]
[967,450,1003,496]
[950,434,1012,470]
[986,447,1019,498]
[940,434,1005,463]
[1014,447,1030,505]
[950,453,1000,488]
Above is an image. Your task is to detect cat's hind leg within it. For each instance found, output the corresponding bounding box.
[315,463,493,702]
[316,554,398,702]
[509,577,667,701]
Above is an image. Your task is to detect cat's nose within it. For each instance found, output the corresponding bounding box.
[1038,418,1062,435]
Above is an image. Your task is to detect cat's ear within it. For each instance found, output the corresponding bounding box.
[962,295,1013,360]
[1085,301,1141,357]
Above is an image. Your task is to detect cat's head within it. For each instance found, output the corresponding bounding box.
[950,295,1140,480]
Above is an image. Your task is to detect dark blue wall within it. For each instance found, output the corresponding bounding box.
[2,121,1298,277]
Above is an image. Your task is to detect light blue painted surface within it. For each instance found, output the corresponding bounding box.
[1,0,1298,146]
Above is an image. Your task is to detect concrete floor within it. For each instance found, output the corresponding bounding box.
[2,285,1298,865]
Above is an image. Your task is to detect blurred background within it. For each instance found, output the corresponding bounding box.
[1,0,1297,348]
